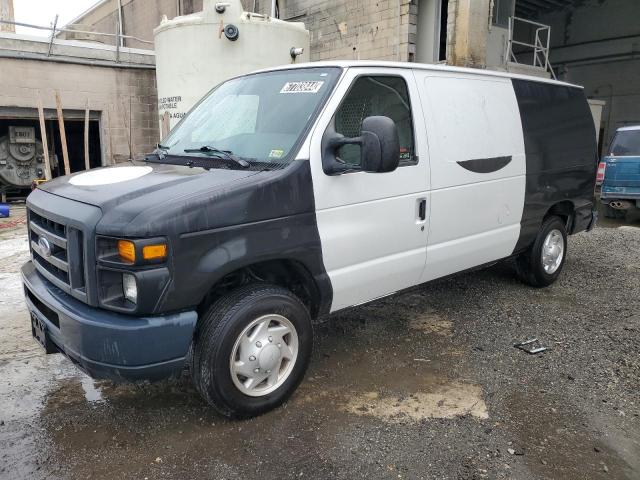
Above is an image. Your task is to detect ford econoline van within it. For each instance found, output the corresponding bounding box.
[22,61,598,417]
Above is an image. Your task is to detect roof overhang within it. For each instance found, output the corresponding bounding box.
[515,0,577,18]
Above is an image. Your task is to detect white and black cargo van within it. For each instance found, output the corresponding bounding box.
[22,61,598,417]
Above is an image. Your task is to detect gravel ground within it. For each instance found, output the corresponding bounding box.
[0,203,638,480]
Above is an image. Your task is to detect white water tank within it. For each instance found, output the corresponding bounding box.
[154,0,310,134]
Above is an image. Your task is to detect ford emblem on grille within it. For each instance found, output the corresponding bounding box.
[38,237,52,257]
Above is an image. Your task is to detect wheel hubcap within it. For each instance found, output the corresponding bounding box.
[229,314,298,397]
[541,229,564,274]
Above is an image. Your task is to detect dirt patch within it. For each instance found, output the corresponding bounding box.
[344,381,488,421]
[409,312,453,336]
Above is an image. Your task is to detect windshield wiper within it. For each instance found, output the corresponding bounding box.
[154,143,170,159]
[183,146,250,168]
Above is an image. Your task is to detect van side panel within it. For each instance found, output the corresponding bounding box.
[416,73,526,282]
[511,80,597,252]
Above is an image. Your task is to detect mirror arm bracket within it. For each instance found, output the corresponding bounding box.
[327,136,362,150]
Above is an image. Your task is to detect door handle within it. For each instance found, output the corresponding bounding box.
[418,198,426,221]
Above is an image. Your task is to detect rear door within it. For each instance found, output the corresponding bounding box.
[307,67,430,312]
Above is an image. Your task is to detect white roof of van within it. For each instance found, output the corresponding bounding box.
[253,60,582,89]
[617,125,640,132]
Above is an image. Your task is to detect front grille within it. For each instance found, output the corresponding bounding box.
[28,209,85,291]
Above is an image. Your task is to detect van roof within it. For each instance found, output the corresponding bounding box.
[253,60,583,89]
[617,125,640,132]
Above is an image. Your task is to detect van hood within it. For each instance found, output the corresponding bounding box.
[38,162,265,237]
[40,162,260,211]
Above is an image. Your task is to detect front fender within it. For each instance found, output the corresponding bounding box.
[157,212,331,314]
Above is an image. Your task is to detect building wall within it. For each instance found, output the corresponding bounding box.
[68,0,418,61]
[445,0,490,68]
[60,0,181,49]
[537,0,640,154]
[0,58,159,164]
[272,0,416,61]
[0,0,15,33]
[61,0,257,49]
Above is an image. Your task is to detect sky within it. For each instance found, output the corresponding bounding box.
[13,0,101,36]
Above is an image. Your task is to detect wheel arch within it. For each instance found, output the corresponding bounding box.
[544,200,576,230]
[197,257,327,321]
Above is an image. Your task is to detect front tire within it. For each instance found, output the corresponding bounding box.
[515,215,567,288]
[192,284,312,418]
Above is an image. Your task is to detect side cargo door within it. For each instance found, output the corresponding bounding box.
[308,68,431,312]
[414,71,527,282]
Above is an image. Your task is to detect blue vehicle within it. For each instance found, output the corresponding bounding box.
[598,126,640,218]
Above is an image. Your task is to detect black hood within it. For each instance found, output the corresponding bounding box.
[41,162,259,209]
[40,162,262,237]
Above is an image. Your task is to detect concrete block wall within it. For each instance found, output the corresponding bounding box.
[262,0,416,62]
[0,58,159,165]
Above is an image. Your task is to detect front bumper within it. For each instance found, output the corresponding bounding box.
[22,261,197,382]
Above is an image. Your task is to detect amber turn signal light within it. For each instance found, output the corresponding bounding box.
[117,240,136,263]
[142,244,167,261]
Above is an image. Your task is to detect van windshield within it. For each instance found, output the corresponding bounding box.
[159,67,341,168]
[610,130,640,156]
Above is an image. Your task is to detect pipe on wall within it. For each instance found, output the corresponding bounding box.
[117,0,124,47]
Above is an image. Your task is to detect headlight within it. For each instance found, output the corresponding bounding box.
[98,236,168,265]
[122,273,138,304]
[117,240,136,263]
[117,240,167,263]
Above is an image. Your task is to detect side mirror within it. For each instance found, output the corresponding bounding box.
[321,115,400,175]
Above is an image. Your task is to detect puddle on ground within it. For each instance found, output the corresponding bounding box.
[80,376,104,403]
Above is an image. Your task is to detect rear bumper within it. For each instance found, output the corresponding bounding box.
[600,197,640,209]
[601,185,640,202]
[22,261,197,382]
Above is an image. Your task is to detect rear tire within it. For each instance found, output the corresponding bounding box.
[515,216,567,288]
[191,283,312,418]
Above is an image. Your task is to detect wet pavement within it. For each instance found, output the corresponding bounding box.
[1,202,639,480]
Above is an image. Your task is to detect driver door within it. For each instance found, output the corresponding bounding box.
[307,67,431,312]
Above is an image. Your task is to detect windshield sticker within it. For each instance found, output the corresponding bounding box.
[268,149,285,159]
[280,81,325,94]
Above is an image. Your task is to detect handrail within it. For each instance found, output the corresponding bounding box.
[510,15,551,30]
[504,16,557,79]
[0,18,153,62]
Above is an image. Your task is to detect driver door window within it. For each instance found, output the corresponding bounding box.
[334,75,416,167]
